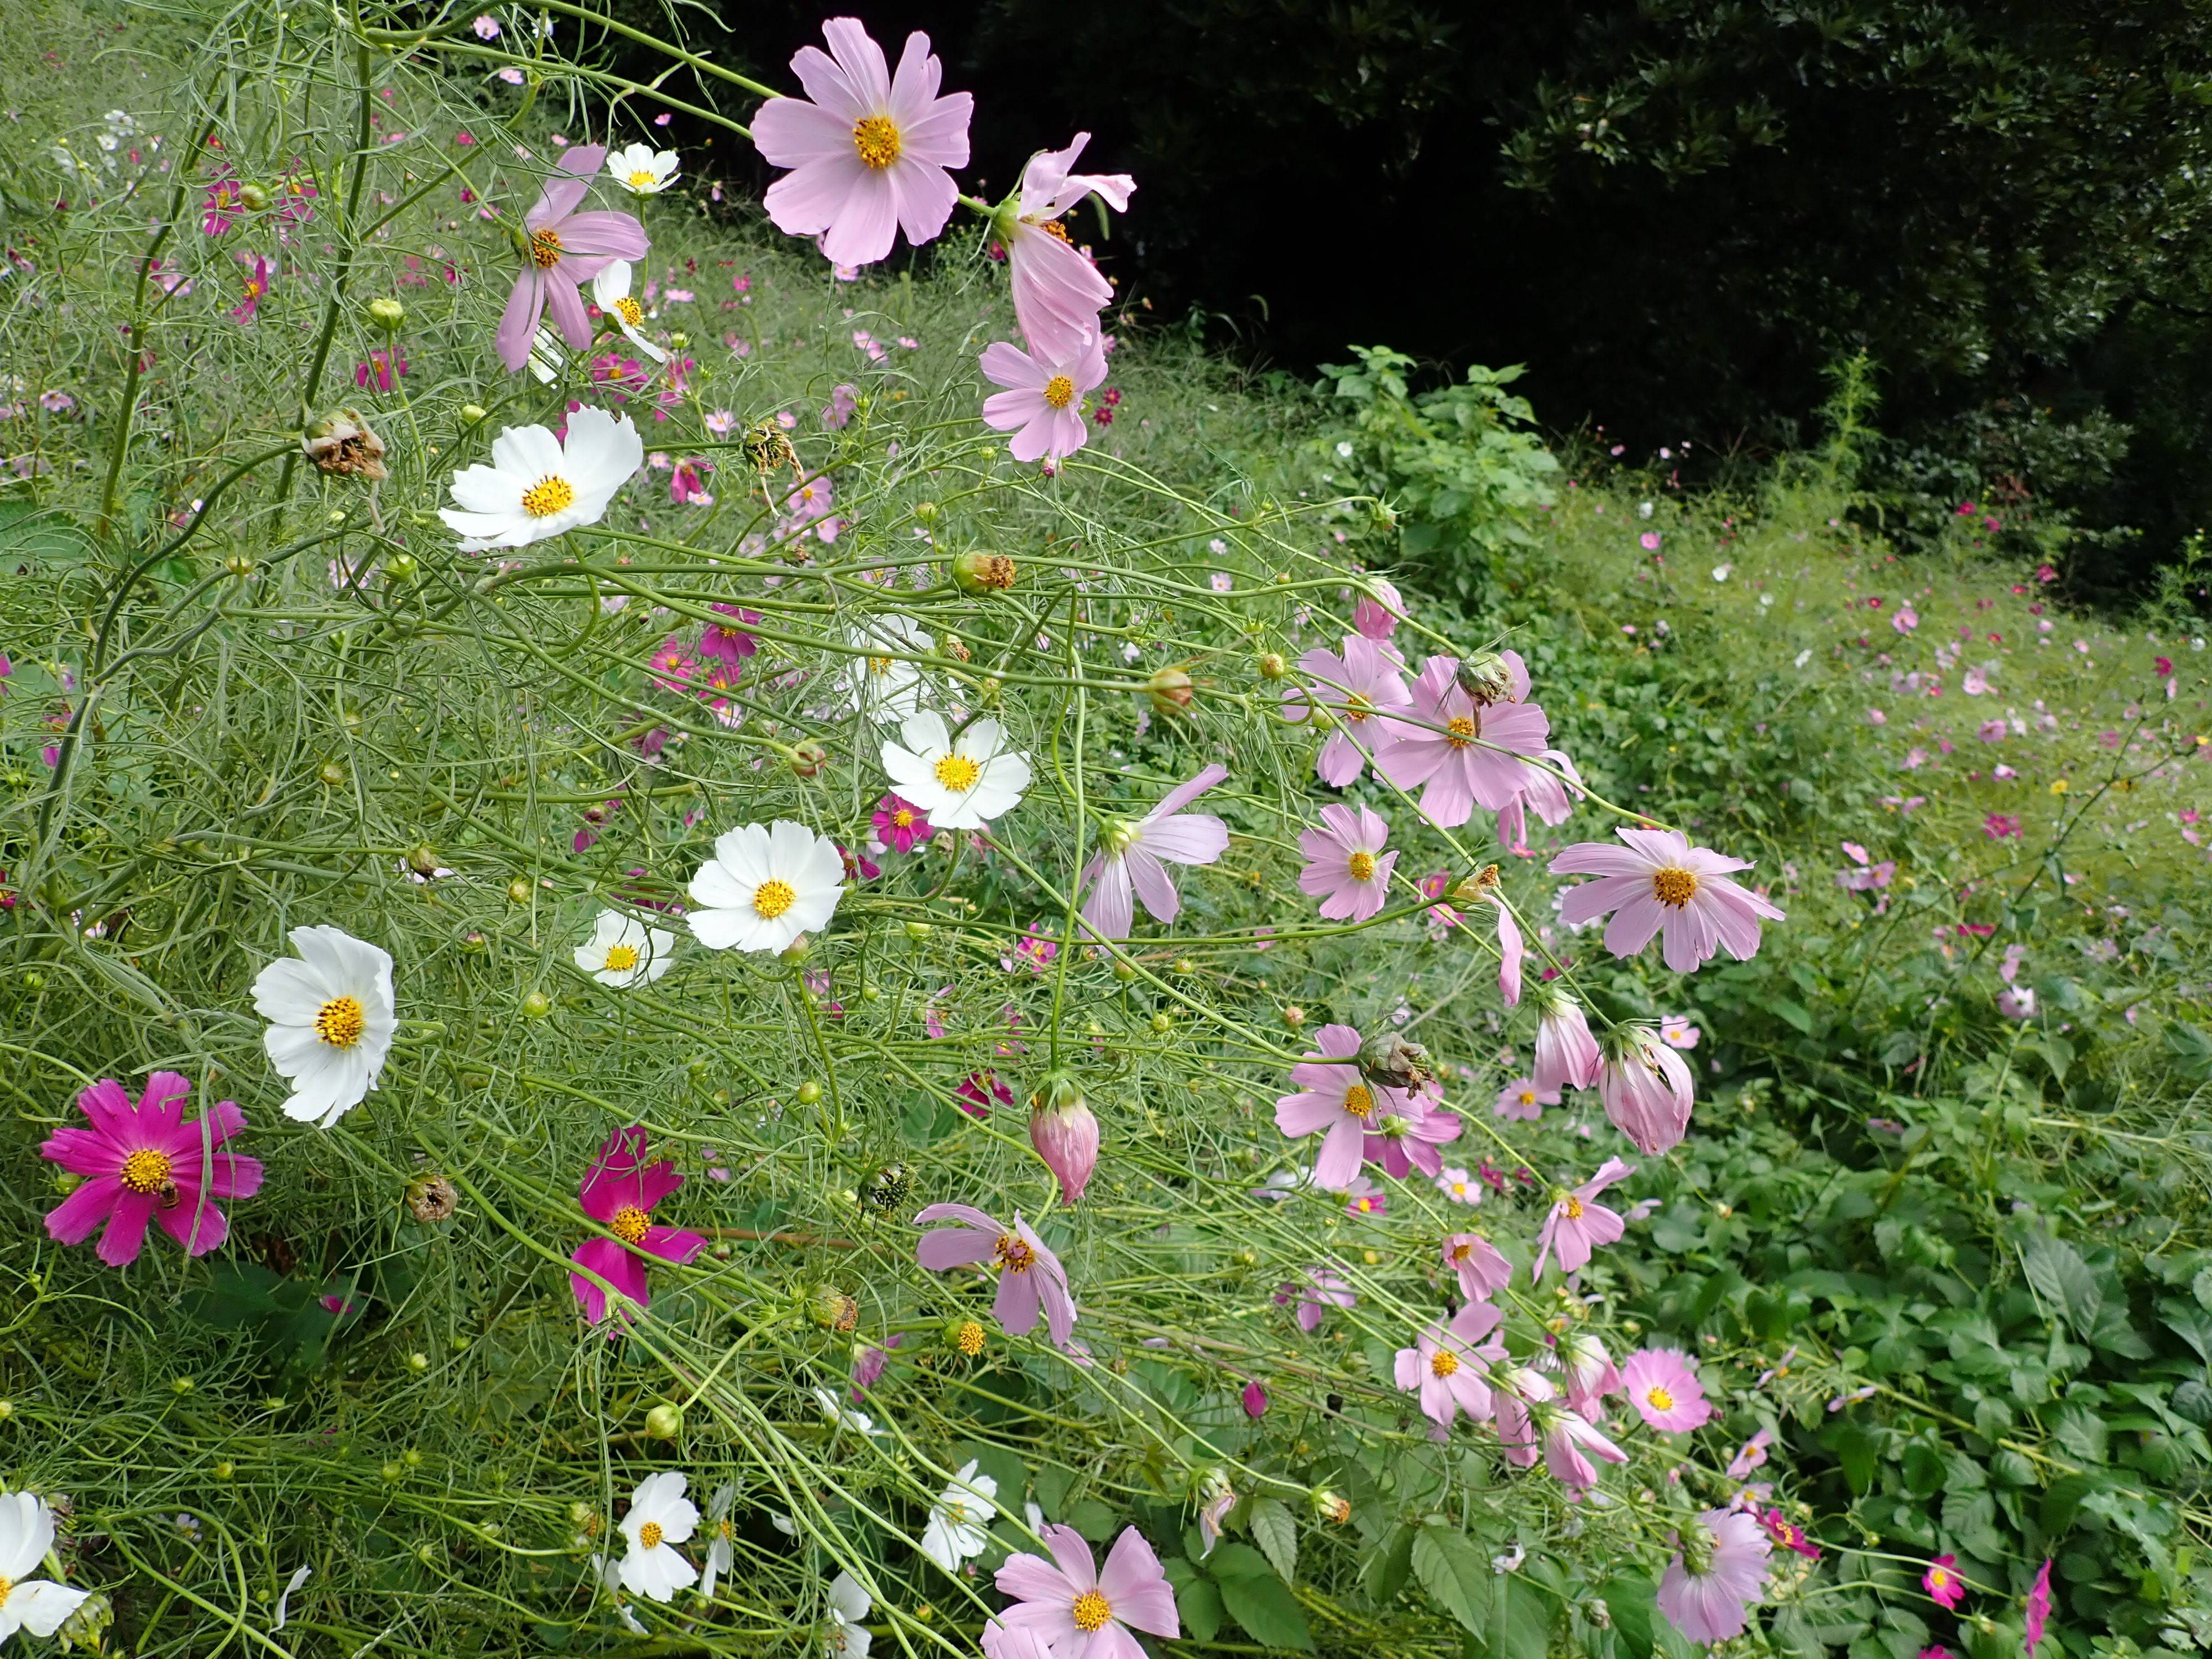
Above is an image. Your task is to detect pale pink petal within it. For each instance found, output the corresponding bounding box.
[1123,848,1181,924]
[1603,894,1670,959]
[750,95,860,165]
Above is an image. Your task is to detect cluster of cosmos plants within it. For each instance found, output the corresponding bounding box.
[0,9,2074,1659]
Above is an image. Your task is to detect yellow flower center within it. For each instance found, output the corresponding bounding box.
[529,228,562,267]
[993,1232,1035,1274]
[752,878,796,919]
[1651,865,1700,907]
[1646,1385,1674,1411]
[611,1205,650,1244]
[315,995,366,1048]
[933,754,982,792]
[1449,1241,1472,1263]
[1043,374,1076,409]
[521,474,576,518]
[852,114,902,169]
[893,809,915,828]
[1342,1083,1375,1119]
[638,1521,663,1550]
[603,944,640,972]
[244,278,264,299]
[1519,1090,1536,1106]
[0,1576,11,1608]
[1355,1197,1378,1213]
[1452,1183,1469,1198]
[1446,713,1478,747]
[121,1147,174,1194]
[1343,692,1370,723]
[1071,1590,1112,1634]
[1347,851,1377,881]
[627,169,659,190]
[616,296,644,327]
[956,1319,986,1356]
[1931,1569,1952,1590]
[1430,1349,1460,1379]
[1563,1195,1585,1220]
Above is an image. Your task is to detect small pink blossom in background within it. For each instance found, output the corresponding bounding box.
[872,793,935,853]
[1658,1015,1700,1050]
[1963,667,1990,694]
[1293,1264,1355,1333]
[1551,827,1783,973]
[1984,812,2021,840]
[1892,604,1918,633]
[834,845,878,886]
[1393,1300,1504,1428]
[1417,869,1460,939]
[1078,764,1229,940]
[1436,1165,1484,1204]
[1344,1186,1387,1219]
[1001,925,1058,974]
[1209,571,1234,592]
[956,1070,1012,1119]
[1923,1553,1965,1612]
[704,409,735,435]
[1999,986,2037,1020]
[1639,531,1661,551]
[1726,1427,1773,1478]
[2025,1559,2053,1657]
[1622,1347,1711,1431]
[669,456,713,505]
[1835,841,1894,891]
[38,390,75,413]
[42,1073,264,1265]
[821,382,859,428]
[1297,802,1396,921]
[1867,706,1887,726]
[355,348,407,390]
[472,13,500,36]
[320,1292,357,1316]
[568,1125,707,1327]
[1657,1509,1770,1644]
[980,334,1108,465]
[1994,763,2017,780]
[1284,634,1412,787]
[1978,718,2007,742]
[229,252,273,322]
[1759,1509,1820,1560]
[1902,747,1929,770]
[1494,1076,1554,1120]
[1534,1157,1633,1279]
[852,329,885,362]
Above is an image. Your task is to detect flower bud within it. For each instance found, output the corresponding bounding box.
[405,843,444,877]
[1256,651,1286,681]
[302,409,388,481]
[406,1352,429,1373]
[1454,652,1514,706]
[237,182,270,211]
[519,990,552,1020]
[505,877,533,904]
[460,403,488,424]
[406,1173,458,1222]
[644,1402,685,1438]
[797,1080,823,1104]
[1358,1030,1433,1092]
[1029,1071,1099,1206]
[787,739,829,777]
[367,296,406,330]
[807,1285,859,1332]
[902,920,933,942]
[1149,1011,1172,1034]
[223,551,255,578]
[212,1458,233,1478]
[1597,1024,1694,1155]
[914,500,940,523]
[1281,1006,1306,1029]
[951,550,1018,594]
[56,1594,112,1653]
[385,552,419,581]
[1145,666,1195,715]
[1308,1487,1352,1525]
[1110,957,1138,982]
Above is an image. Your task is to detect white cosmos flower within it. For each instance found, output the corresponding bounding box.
[844,614,933,723]
[608,141,681,195]
[825,1571,872,1659]
[575,909,677,987]
[589,261,669,364]
[619,1470,699,1602]
[588,1554,649,1634]
[251,925,398,1127]
[687,821,846,954]
[700,1483,737,1600]
[881,711,1030,830]
[438,406,643,553]
[812,1385,885,1438]
[918,1460,998,1571]
[0,1493,90,1642]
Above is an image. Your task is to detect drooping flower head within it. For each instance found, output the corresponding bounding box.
[1541,1406,1627,1492]
[753,20,973,268]
[2025,1559,2053,1658]
[1297,802,1397,921]
[1374,655,1550,828]
[619,1470,700,1601]
[686,820,847,954]
[41,1073,264,1266]
[1353,577,1405,641]
[915,1203,1077,1349]
[1293,1264,1355,1333]
[251,924,398,1126]
[1078,765,1229,940]
[1533,1157,1634,1280]
[1274,1023,1415,1191]
[1529,983,1601,1093]
[1597,1025,1696,1155]
[439,408,644,552]
[998,133,1135,360]
[1621,1347,1712,1432]
[1656,1509,1771,1645]
[0,1493,91,1641]
[982,334,1109,465]
[1030,1073,1100,1205]
[1361,1089,1463,1180]
[1442,1232,1511,1301]
[569,1126,708,1326]
[494,145,649,372]
[882,711,1032,830]
[995,1524,1179,1659]
[1392,1299,1505,1428]
[1550,827,1785,973]
[1282,635,1411,787]
[1550,1330,1621,1414]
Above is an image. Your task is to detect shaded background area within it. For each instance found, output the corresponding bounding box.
[619,0,2212,599]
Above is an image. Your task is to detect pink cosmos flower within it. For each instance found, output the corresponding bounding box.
[1491,1366,1556,1467]
[1374,656,1550,828]
[1494,1076,1554,1120]
[1984,812,2021,840]
[1533,1157,1633,1279]
[956,1070,1013,1119]
[1442,1232,1511,1300]
[1417,870,1461,940]
[916,1203,1077,1348]
[1078,764,1230,939]
[1550,827,1785,973]
[669,457,713,505]
[1760,1510,1820,1560]
[1726,1427,1774,1478]
[41,1073,264,1265]
[1488,893,1526,1006]
[1496,748,1586,850]
[1597,1026,1695,1155]
[1435,1166,1484,1206]
[647,638,700,692]
[1363,1089,1462,1180]
[1393,1300,1505,1428]
[1923,1553,1964,1611]
[872,793,935,853]
[1836,841,1896,892]
[995,1524,1178,1659]
[1003,925,1059,974]
[700,604,760,664]
[1531,987,1601,1093]
[1293,1264,1356,1332]
[2027,1559,2054,1654]
[1297,802,1397,921]
[202,173,245,235]
[1283,635,1412,787]
[568,1126,708,1326]
[1893,604,1919,634]
[1621,1347,1712,1431]
[1274,1023,1412,1190]
[752,20,973,269]
[1001,134,1135,360]
[494,145,648,373]
[1353,577,1405,641]
[982,333,1108,464]
[1657,1509,1770,1645]
[1542,1407,1627,1491]
[1658,1016,1700,1050]
[1551,1331,1621,1414]
[231,252,272,323]
[355,348,407,391]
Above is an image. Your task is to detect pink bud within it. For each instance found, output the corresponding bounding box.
[1532,990,1601,1093]
[1243,1381,1269,1418]
[1597,1028,1694,1154]
[1029,1076,1099,1205]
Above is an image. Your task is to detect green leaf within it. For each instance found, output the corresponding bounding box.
[1248,1496,1297,1584]
[2021,1234,2101,1331]
[1600,1575,1657,1659]
[900,1097,963,1146]
[1490,1577,1554,1659]
[1770,997,1815,1034]
[1162,1559,1223,1644]
[1211,1546,1312,1651]
[1363,1524,1416,1603]
[1066,1498,1118,1542]
[1412,1526,1493,1637]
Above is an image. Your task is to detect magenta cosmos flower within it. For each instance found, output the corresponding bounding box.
[1550,827,1785,973]
[1923,1553,1965,1611]
[1362,1090,1462,1180]
[1273,1022,1411,1190]
[1001,133,1135,359]
[752,20,972,269]
[1658,1509,1771,1645]
[1442,1232,1511,1301]
[1533,1157,1634,1280]
[2025,1558,2053,1657]
[231,252,272,324]
[872,792,935,853]
[1282,634,1411,787]
[1621,1347,1712,1432]
[1598,1025,1695,1154]
[1393,1299,1504,1428]
[916,1203,1077,1348]
[42,1073,264,1265]
[1297,802,1397,921]
[981,333,1108,465]
[1374,655,1550,828]
[700,603,759,664]
[1078,764,1229,940]
[568,1125,708,1326]
[495,145,648,373]
[995,1524,1178,1659]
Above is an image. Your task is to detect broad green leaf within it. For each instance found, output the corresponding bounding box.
[1248,1496,1297,1584]
[1211,1547,1312,1651]
[1412,1526,1492,1637]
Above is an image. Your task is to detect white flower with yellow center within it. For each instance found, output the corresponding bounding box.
[607,141,680,195]
[700,1483,737,1600]
[251,924,398,1127]
[589,261,669,363]
[0,1493,90,1644]
[438,406,643,553]
[843,615,933,723]
[918,1460,998,1571]
[825,1571,872,1659]
[575,909,677,988]
[687,821,847,954]
[619,1470,698,1602]
[880,710,1030,830]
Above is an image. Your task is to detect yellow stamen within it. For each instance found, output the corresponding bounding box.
[1446,714,1478,747]
[956,1319,986,1356]
[615,296,645,327]
[1347,850,1377,881]
[1563,1195,1585,1220]
[611,1205,650,1244]
[1071,1590,1112,1634]
[1430,1349,1460,1379]
[1043,375,1076,409]
[529,228,562,267]
[315,995,366,1048]
[521,475,575,518]
[933,754,982,792]
[121,1147,174,1194]
[993,1232,1035,1274]
[1647,1385,1675,1411]
[852,114,902,169]
[752,879,796,919]
[638,1521,663,1549]
[893,809,915,828]
[1342,1083,1375,1119]
[603,944,640,972]
[1652,866,1699,907]
[627,169,659,190]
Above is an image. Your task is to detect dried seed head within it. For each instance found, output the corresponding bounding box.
[406,1173,458,1223]
[302,410,389,482]
[952,550,1018,594]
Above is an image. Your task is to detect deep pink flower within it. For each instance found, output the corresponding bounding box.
[1294,1264,1355,1332]
[1274,1023,1413,1190]
[1417,870,1461,938]
[568,1126,707,1326]
[202,173,246,235]
[873,794,936,853]
[982,333,1108,465]
[916,1203,1077,1348]
[1442,1232,1511,1301]
[1760,1510,1820,1560]
[1393,1300,1504,1428]
[1597,1025,1695,1155]
[1542,1406,1627,1491]
[494,145,648,373]
[1001,134,1134,360]
[1297,802,1396,921]
[752,20,972,269]
[1984,812,2021,840]
[956,1070,1013,1119]
[1344,1182,1389,1219]
[669,456,713,505]
[231,252,272,323]
[354,348,407,391]
[1621,1347,1712,1431]
[1242,1380,1269,1418]
[1353,577,1405,640]
[1494,1076,1556,1121]
[2025,1558,2053,1655]
[700,604,760,664]
[1657,1509,1770,1644]
[1361,1090,1462,1180]
[1374,655,1550,828]
[1550,827,1785,973]
[1283,635,1412,786]
[41,1073,264,1265]
[1533,1157,1633,1280]
[1003,925,1060,974]
[995,1524,1178,1659]
[837,843,880,884]
[1079,765,1229,939]
[648,637,700,692]
[1531,987,1601,1093]
[1923,1553,1964,1611]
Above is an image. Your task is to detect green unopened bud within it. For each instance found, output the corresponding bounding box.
[237,182,270,211]
[951,549,1018,594]
[405,843,444,877]
[797,1079,823,1105]
[316,759,343,786]
[382,1460,404,1482]
[384,552,418,581]
[903,920,933,942]
[914,500,940,524]
[223,551,255,578]
[644,1402,685,1438]
[367,296,405,330]
[171,1376,195,1394]
[519,990,552,1020]
[406,1352,429,1373]
[1257,651,1287,681]
[1150,1012,1172,1034]
[1144,666,1194,715]
[1370,499,1398,530]
[212,1459,233,1479]
[460,403,488,424]
[1110,957,1138,982]
[506,877,533,904]
[787,739,829,777]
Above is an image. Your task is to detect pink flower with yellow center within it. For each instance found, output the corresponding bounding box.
[1533,1157,1634,1280]
[916,1203,1077,1349]
[1373,655,1550,829]
[993,1524,1179,1659]
[1549,826,1785,973]
[1273,1022,1410,1191]
[568,1125,707,1327]
[1621,1346,1712,1432]
[41,1072,264,1266]
[1392,1300,1505,1428]
[493,145,648,374]
[1282,634,1411,787]
[1297,802,1397,921]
